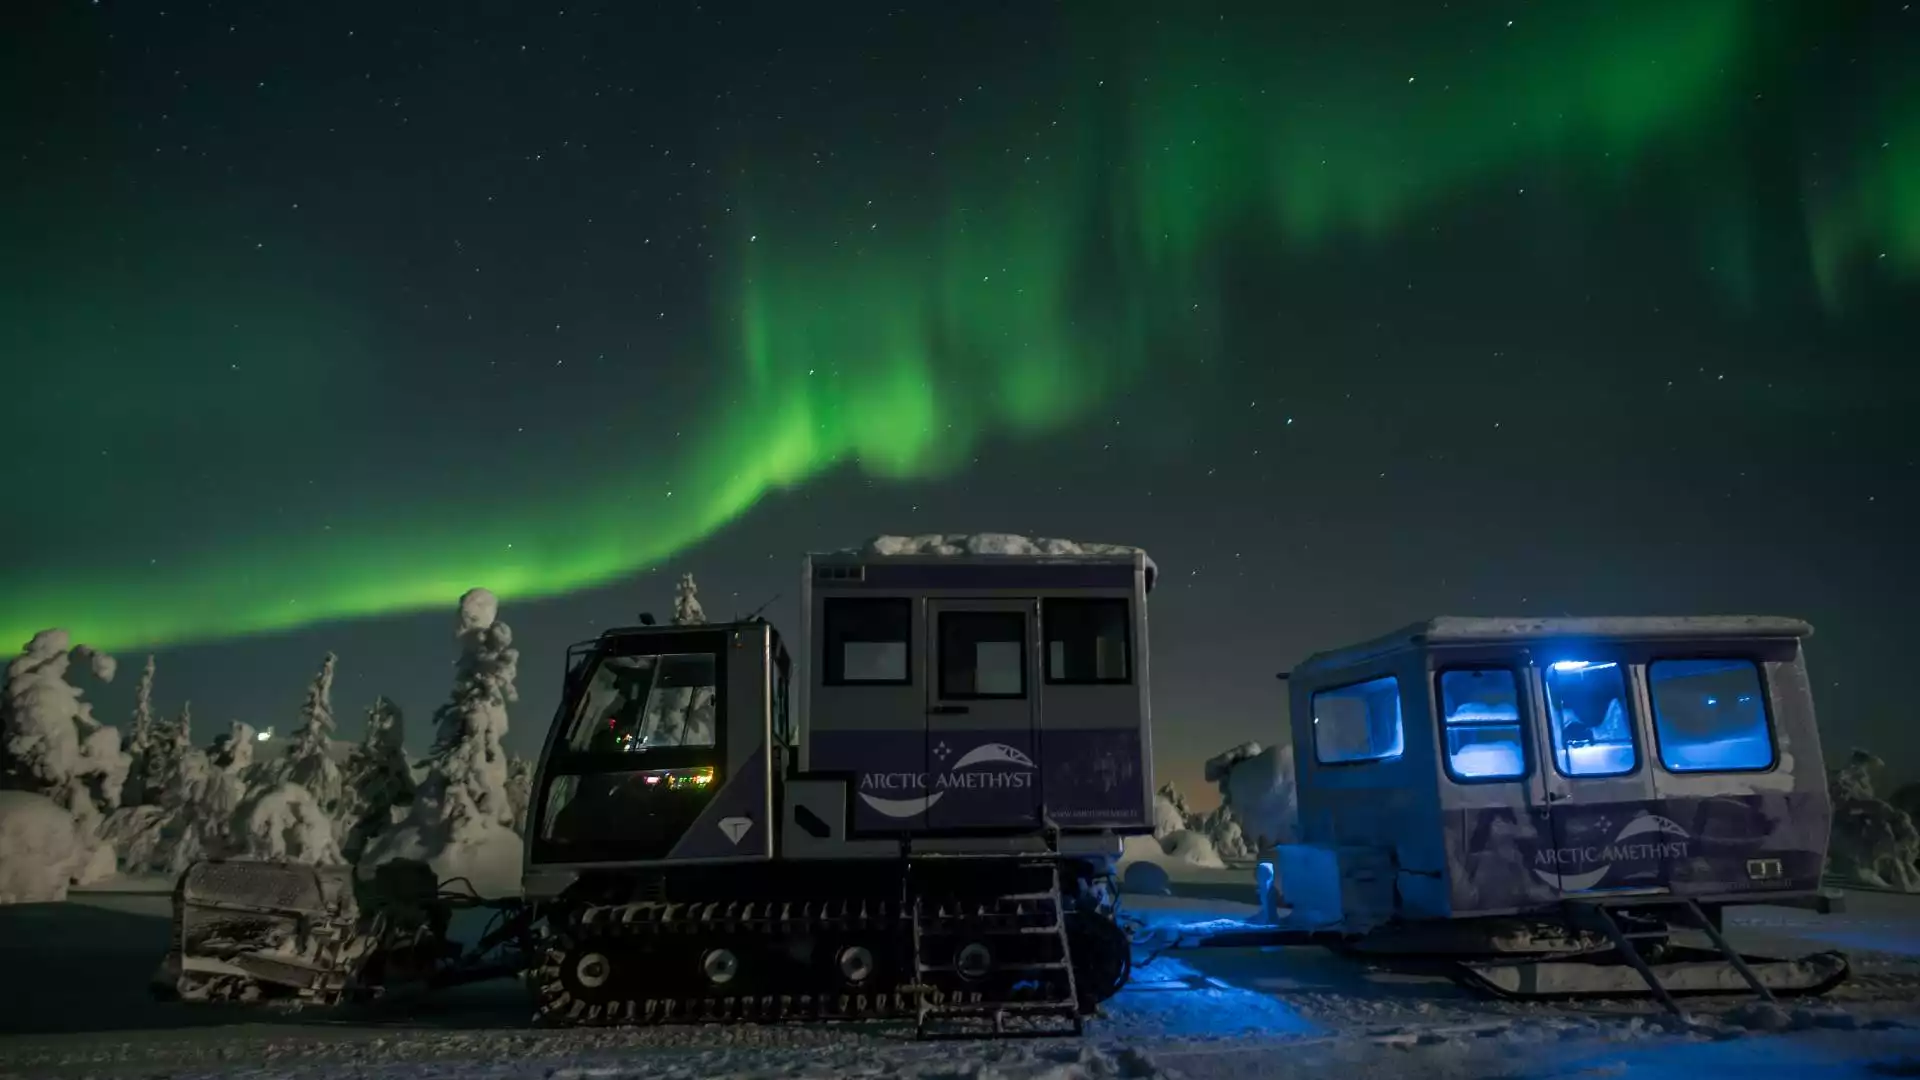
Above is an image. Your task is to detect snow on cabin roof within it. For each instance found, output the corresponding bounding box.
[1293,615,1813,676]
[829,533,1158,590]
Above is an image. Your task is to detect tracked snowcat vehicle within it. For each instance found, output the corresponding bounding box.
[161,544,1156,1034]
[1160,616,1849,1014]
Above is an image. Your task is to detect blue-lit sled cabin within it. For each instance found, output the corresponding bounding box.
[789,548,1156,859]
[1285,616,1832,920]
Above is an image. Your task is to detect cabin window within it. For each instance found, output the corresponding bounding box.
[1648,658,1775,772]
[938,610,1027,698]
[1312,675,1405,764]
[1043,598,1131,683]
[1437,669,1526,781]
[567,652,718,752]
[1543,660,1638,777]
[823,597,912,685]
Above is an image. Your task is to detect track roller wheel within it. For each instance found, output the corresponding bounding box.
[535,932,629,1024]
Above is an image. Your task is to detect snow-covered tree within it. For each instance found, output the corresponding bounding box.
[1203,741,1298,854]
[363,589,523,896]
[146,701,195,807]
[237,782,345,865]
[122,717,253,876]
[337,696,414,862]
[504,753,534,835]
[120,656,160,808]
[1195,804,1253,860]
[672,572,706,625]
[261,653,346,819]
[0,631,128,882]
[633,573,717,746]
[1151,782,1192,840]
[1828,749,1920,891]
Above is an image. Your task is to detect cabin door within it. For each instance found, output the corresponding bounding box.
[923,599,1041,831]
[1528,658,1670,896]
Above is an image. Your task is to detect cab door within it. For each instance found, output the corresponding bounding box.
[923,599,1041,831]
[1529,656,1669,896]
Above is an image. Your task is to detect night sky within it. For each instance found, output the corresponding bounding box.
[4,1,1914,802]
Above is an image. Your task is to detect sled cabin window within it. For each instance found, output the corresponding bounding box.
[1542,660,1638,777]
[1312,675,1405,765]
[823,597,912,685]
[1042,597,1131,684]
[1648,658,1776,773]
[937,610,1028,699]
[1437,668,1527,782]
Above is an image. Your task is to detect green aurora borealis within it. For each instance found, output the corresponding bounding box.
[2,0,1914,653]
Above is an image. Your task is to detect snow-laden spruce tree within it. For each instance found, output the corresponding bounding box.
[261,653,346,820]
[635,573,716,746]
[362,589,523,895]
[673,572,706,626]
[145,701,194,806]
[504,753,534,836]
[119,656,160,808]
[103,699,197,875]
[237,782,345,865]
[337,696,415,862]
[135,715,254,875]
[0,630,127,883]
[1827,749,1920,891]
[1151,782,1193,840]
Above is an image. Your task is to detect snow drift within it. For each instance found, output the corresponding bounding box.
[1,630,127,884]
[0,790,88,903]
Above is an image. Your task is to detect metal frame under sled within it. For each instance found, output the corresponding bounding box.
[1452,897,1851,1018]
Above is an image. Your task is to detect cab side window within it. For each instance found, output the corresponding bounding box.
[1042,598,1131,683]
[822,597,912,685]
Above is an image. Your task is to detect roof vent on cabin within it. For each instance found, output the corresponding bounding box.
[815,564,867,582]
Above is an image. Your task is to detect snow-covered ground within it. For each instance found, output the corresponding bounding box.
[6,885,1920,1079]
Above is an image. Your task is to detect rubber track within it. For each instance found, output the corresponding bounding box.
[532,896,1023,1027]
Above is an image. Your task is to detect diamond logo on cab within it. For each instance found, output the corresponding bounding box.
[718,816,754,844]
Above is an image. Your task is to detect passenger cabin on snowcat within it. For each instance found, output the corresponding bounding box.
[1283,616,1831,923]
[1260,616,1846,1009]
[525,546,1156,898]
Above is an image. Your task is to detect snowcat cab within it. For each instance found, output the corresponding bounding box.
[160,543,1156,1035]
[1263,616,1848,1006]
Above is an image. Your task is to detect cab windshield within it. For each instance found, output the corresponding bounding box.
[566,651,717,752]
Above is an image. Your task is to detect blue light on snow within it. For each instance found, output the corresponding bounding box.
[1120,954,1321,1038]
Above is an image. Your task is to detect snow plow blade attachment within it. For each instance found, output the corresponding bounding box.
[1454,946,1850,1001]
[154,859,377,1006]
